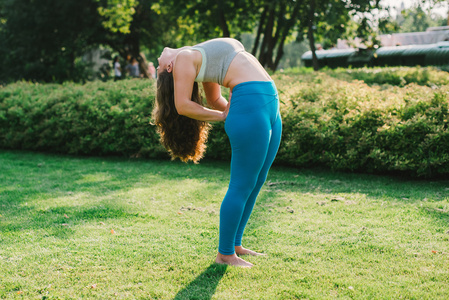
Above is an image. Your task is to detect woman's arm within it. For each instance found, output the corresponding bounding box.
[202,82,229,111]
[173,51,227,122]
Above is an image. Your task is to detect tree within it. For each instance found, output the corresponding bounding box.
[398,4,447,32]
[304,0,382,70]
[0,0,176,81]
[251,0,303,71]
[378,0,448,34]
[0,0,106,82]
[93,0,154,78]
[93,0,213,78]
[154,0,302,71]
[0,0,391,81]
[245,0,382,71]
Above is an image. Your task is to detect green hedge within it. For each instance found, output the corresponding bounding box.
[274,71,449,177]
[317,66,449,87]
[0,80,167,159]
[1,68,448,177]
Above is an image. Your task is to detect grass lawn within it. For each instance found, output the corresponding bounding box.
[1,150,448,299]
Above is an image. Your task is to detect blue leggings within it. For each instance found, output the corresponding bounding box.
[219,81,282,255]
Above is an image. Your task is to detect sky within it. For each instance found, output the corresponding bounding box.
[380,0,449,17]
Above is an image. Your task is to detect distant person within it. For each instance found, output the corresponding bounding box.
[152,38,282,268]
[113,56,122,81]
[148,62,156,79]
[126,57,140,78]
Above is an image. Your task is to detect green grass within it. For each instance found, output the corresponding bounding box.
[1,151,449,299]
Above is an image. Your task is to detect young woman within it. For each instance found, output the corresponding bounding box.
[152,38,282,268]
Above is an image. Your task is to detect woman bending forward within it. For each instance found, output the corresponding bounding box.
[152,38,282,268]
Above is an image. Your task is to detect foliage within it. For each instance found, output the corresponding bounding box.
[329,66,449,87]
[379,2,447,35]
[95,0,138,34]
[0,0,106,83]
[274,68,449,177]
[0,0,167,82]
[303,0,383,70]
[176,0,258,40]
[0,79,165,158]
[1,67,448,177]
[397,4,447,33]
[0,0,391,82]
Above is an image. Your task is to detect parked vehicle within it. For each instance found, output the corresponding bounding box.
[301,42,449,69]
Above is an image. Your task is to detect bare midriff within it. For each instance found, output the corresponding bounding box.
[222,51,272,91]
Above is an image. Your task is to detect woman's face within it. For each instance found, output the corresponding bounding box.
[157,47,174,76]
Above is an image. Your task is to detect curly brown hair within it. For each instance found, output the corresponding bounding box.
[152,70,211,163]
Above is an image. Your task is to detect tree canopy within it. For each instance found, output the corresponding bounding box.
[0,0,445,82]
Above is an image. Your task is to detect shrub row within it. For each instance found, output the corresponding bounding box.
[1,68,448,177]
[0,80,167,159]
[322,66,449,87]
[274,71,449,177]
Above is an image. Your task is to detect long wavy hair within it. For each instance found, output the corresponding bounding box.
[152,70,211,163]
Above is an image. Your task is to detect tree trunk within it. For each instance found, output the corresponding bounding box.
[252,5,268,56]
[264,5,283,69]
[307,0,319,71]
[273,2,301,70]
[218,1,230,37]
[259,5,275,67]
[255,2,302,72]
[265,5,285,70]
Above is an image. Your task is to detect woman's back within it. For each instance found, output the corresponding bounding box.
[190,38,271,90]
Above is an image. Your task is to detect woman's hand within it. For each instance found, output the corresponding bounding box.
[222,101,230,121]
[222,91,232,121]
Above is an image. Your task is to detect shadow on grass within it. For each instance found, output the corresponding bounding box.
[174,263,227,300]
[263,166,449,205]
[0,151,226,235]
[0,203,143,237]
[2,151,448,236]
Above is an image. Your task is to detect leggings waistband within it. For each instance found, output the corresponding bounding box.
[230,81,278,113]
[232,80,277,97]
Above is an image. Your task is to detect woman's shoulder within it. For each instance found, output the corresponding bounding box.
[174,50,201,69]
[173,50,201,80]
[176,48,196,59]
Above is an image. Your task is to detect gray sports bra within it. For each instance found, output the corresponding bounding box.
[191,38,245,85]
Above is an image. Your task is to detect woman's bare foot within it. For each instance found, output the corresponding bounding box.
[235,246,266,256]
[215,253,253,268]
